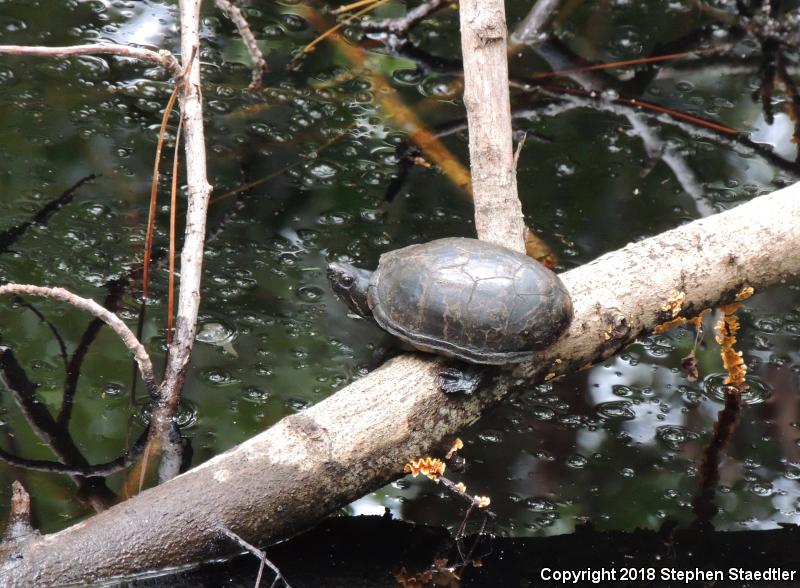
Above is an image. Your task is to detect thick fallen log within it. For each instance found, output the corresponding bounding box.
[2,182,799,585]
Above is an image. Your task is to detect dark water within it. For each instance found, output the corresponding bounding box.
[0,0,798,568]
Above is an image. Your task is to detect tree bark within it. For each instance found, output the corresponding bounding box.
[459,0,526,252]
[3,182,799,586]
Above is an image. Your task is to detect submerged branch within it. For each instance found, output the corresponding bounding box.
[0,285,156,393]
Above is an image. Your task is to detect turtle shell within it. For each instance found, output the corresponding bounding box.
[368,237,573,364]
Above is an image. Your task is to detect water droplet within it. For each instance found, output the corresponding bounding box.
[641,334,675,357]
[297,285,323,303]
[392,68,423,86]
[612,384,633,397]
[656,425,698,450]
[566,454,588,468]
[596,400,635,420]
[524,497,556,512]
[201,368,240,386]
[747,482,774,497]
[783,465,800,480]
[0,66,15,85]
[754,317,782,333]
[784,322,800,335]
[307,160,339,179]
[530,405,555,421]
[263,24,285,39]
[317,211,352,226]
[286,397,309,411]
[102,383,124,398]
[557,413,583,426]
[242,386,270,403]
[281,13,307,32]
[420,75,460,99]
[555,161,575,177]
[477,430,503,444]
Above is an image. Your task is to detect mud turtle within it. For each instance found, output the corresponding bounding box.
[327,238,573,391]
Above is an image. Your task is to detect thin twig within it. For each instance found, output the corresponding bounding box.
[167,115,184,347]
[0,44,181,77]
[0,173,98,253]
[360,0,450,35]
[0,284,157,393]
[0,347,117,509]
[332,0,379,14]
[214,0,268,90]
[12,297,69,369]
[141,84,181,309]
[525,45,735,81]
[211,128,350,204]
[512,131,527,170]
[221,528,292,588]
[301,0,390,55]
[60,277,129,425]
[0,429,148,476]
[438,476,497,519]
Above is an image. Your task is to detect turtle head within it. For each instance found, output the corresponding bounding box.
[326,262,373,319]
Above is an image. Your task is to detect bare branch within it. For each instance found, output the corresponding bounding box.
[0,44,181,77]
[215,0,268,90]
[360,0,450,38]
[0,284,156,393]
[154,0,213,423]
[459,0,526,251]
[220,528,291,588]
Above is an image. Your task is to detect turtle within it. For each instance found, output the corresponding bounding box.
[326,237,573,394]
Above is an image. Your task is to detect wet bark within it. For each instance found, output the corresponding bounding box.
[2,182,799,586]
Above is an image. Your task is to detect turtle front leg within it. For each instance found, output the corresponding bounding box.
[437,360,486,395]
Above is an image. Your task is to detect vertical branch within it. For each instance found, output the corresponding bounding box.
[158,0,212,415]
[459,0,525,250]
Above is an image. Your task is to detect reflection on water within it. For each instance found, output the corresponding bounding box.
[0,0,798,544]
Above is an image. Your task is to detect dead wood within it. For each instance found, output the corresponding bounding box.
[459,0,526,252]
[0,285,156,393]
[0,44,180,77]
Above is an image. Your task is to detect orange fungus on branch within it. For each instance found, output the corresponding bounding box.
[404,457,446,481]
